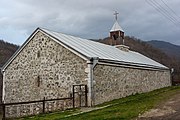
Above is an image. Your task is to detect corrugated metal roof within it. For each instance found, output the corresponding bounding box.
[110,21,124,32]
[41,28,167,69]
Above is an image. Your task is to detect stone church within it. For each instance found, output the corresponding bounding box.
[1,16,171,117]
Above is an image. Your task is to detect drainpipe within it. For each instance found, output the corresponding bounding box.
[171,68,174,86]
[87,58,93,106]
[87,57,98,106]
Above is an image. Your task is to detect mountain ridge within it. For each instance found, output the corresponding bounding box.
[147,40,180,59]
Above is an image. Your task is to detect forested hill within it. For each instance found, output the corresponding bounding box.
[97,36,180,82]
[0,40,19,67]
[147,40,180,59]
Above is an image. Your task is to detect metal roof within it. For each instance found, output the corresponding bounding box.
[41,28,167,69]
[110,21,124,32]
[1,27,168,71]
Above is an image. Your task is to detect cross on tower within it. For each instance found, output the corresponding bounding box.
[114,11,119,20]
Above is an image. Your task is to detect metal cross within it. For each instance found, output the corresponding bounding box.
[114,11,119,20]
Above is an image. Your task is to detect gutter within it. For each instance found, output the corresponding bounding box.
[98,59,169,71]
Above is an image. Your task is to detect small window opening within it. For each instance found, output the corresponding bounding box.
[37,51,40,58]
[37,76,40,87]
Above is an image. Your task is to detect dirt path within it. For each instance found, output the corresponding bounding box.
[138,89,180,120]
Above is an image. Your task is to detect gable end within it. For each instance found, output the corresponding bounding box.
[1,28,89,72]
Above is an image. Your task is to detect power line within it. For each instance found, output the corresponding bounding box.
[152,0,180,24]
[146,0,177,27]
[149,0,179,25]
[160,0,180,21]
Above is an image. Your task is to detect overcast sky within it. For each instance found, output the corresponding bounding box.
[0,0,180,45]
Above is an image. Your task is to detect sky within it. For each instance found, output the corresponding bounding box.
[0,0,180,46]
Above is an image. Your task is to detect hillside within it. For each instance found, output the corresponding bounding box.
[97,36,180,83]
[147,40,180,59]
[0,40,19,67]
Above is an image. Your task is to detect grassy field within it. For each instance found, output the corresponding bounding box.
[13,86,180,120]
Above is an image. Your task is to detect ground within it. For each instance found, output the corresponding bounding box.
[0,86,180,120]
[138,89,180,120]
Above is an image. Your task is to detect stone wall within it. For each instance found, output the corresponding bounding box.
[3,31,88,118]
[93,64,171,105]
[3,29,172,118]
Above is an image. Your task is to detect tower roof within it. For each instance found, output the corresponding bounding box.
[110,21,124,32]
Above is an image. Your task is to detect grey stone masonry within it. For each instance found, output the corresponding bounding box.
[2,29,171,118]
[93,64,171,105]
[3,31,88,117]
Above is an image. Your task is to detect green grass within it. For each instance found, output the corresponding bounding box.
[16,86,180,120]
[15,108,80,120]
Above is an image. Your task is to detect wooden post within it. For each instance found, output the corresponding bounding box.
[72,85,75,108]
[79,85,81,107]
[2,104,5,120]
[43,97,45,113]
[85,85,88,107]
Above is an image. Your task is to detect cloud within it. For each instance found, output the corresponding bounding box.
[0,0,180,45]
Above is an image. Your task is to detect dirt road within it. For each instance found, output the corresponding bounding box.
[138,89,180,120]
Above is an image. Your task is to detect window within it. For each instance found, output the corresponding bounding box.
[37,51,40,58]
[37,76,40,87]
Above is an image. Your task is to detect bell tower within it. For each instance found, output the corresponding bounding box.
[110,11,124,45]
